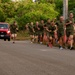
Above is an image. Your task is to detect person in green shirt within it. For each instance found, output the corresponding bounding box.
[10,21,18,43]
[56,16,64,50]
[46,18,51,37]
[39,20,45,44]
[43,24,48,44]
[65,13,74,50]
[46,20,56,47]
[28,22,35,43]
[34,21,40,43]
[44,18,51,46]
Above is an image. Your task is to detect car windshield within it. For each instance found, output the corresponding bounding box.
[0,24,8,29]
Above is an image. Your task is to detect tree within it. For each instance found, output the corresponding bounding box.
[15,2,58,29]
[0,8,5,22]
[0,0,11,3]
[34,0,55,3]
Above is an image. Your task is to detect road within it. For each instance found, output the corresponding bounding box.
[0,40,75,75]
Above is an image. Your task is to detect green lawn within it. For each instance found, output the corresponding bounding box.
[16,30,30,40]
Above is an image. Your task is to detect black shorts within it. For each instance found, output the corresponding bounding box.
[58,32,64,38]
[66,30,74,37]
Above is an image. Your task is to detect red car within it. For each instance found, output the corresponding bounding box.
[0,22,11,41]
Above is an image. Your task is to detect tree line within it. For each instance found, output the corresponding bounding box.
[0,0,75,30]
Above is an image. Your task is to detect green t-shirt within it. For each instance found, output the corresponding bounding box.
[46,22,51,33]
[34,25,40,34]
[43,24,47,33]
[48,25,56,35]
[39,23,44,33]
[46,23,51,28]
[28,25,34,32]
[10,24,18,33]
[66,18,74,31]
[56,21,64,32]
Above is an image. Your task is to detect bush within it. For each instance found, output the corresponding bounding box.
[16,2,59,30]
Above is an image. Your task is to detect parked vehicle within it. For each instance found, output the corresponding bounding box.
[0,22,11,41]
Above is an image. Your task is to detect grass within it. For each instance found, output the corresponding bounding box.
[16,30,30,40]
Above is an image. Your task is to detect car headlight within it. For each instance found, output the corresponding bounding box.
[7,31,10,34]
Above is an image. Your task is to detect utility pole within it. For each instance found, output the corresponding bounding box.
[63,0,68,20]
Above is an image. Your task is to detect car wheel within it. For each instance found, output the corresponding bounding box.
[4,39,6,41]
[8,38,10,41]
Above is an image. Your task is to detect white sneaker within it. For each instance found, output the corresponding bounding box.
[60,47,63,50]
[40,42,42,44]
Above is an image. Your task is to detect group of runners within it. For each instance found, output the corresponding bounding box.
[26,12,75,50]
[10,21,18,43]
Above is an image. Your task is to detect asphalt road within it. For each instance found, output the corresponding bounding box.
[0,40,75,75]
